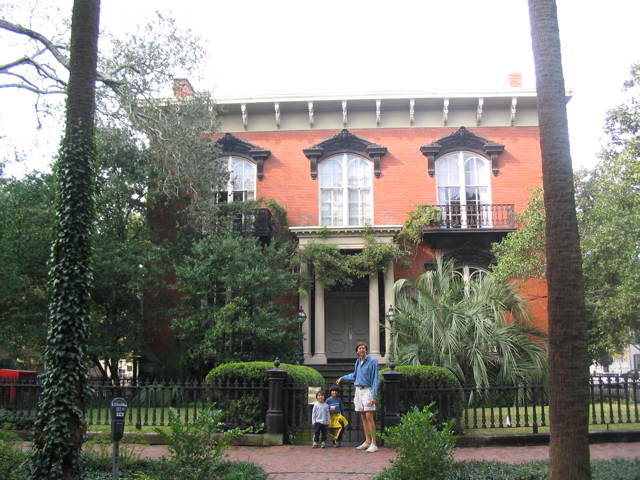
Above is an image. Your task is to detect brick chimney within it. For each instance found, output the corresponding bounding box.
[173,78,195,97]
[504,72,522,88]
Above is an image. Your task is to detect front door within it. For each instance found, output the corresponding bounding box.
[325,294,369,360]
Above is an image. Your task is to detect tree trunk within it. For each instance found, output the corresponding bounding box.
[528,1,591,479]
[31,1,101,479]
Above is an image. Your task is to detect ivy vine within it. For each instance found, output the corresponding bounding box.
[398,203,441,244]
[294,224,408,291]
[294,204,442,291]
[31,126,96,480]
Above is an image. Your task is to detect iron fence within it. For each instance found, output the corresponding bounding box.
[1,374,639,438]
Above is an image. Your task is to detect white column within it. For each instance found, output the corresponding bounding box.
[307,277,327,364]
[299,263,312,363]
[369,272,381,359]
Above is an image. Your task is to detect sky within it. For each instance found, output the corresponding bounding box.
[2,0,639,177]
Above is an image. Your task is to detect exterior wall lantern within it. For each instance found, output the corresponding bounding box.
[385,305,396,369]
[297,306,307,365]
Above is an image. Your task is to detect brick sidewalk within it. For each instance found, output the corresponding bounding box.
[128,441,640,480]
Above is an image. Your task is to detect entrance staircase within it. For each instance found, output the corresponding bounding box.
[309,362,356,385]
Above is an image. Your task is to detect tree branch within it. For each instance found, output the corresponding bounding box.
[0,18,70,68]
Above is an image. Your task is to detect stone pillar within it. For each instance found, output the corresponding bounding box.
[265,362,287,437]
[383,368,403,428]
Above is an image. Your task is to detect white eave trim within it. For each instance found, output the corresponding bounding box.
[214,88,573,105]
[291,225,403,248]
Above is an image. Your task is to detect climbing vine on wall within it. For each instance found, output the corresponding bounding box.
[294,204,442,292]
[397,203,441,245]
[294,224,408,291]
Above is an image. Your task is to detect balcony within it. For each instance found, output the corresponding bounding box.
[422,204,516,249]
[250,208,276,239]
[433,204,516,229]
[217,205,276,240]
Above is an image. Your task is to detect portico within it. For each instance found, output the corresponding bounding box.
[292,226,400,365]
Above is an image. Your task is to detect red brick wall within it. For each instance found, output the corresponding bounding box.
[213,126,543,227]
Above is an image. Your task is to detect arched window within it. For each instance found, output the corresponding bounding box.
[453,264,489,286]
[436,151,491,228]
[319,154,372,226]
[216,156,256,203]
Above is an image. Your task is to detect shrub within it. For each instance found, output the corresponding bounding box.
[0,423,22,442]
[375,403,456,480]
[380,365,463,431]
[446,458,640,480]
[0,441,28,480]
[150,404,247,480]
[205,361,323,432]
[591,458,640,480]
[452,460,548,479]
[0,409,36,430]
[205,361,324,385]
[82,442,144,472]
[87,431,149,446]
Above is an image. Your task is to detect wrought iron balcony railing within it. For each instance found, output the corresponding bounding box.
[432,204,516,230]
[217,206,275,238]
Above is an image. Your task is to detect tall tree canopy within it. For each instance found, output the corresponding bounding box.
[0,171,54,367]
[172,201,300,373]
[1,4,224,381]
[579,62,640,363]
[493,64,640,367]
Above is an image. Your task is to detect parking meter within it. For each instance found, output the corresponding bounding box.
[110,397,128,442]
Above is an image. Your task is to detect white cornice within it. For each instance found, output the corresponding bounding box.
[214,88,572,105]
[291,225,403,248]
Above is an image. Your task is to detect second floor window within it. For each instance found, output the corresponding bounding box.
[217,156,256,203]
[320,154,372,226]
[436,151,491,228]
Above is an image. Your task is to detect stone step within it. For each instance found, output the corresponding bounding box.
[308,363,355,384]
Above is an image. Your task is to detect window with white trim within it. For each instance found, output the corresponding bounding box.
[436,152,491,228]
[453,265,489,284]
[216,156,256,203]
[319,154,372,226]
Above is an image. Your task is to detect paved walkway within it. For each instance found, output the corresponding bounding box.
[129,441,640,480]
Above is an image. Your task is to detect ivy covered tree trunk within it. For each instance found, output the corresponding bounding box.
[30,1,101,479]
[528,1,591,479]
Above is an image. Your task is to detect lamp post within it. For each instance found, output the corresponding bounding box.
[297,306,306,365]
[385,305,395,369]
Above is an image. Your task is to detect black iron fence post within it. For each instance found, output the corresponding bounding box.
[265,358,287,445]
[383,368,403,428]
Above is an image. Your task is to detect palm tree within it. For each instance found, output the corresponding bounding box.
[391,256,547,386]
[529,1,591,477]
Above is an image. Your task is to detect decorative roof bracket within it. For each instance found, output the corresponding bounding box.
[308,101,314,129]
[476,98,484,126]
[241,104,248,131]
